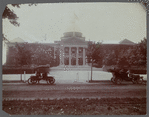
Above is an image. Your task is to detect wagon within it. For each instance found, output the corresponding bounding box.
[28,65,55,85]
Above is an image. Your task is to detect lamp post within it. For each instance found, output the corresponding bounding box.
[91,58,93,81]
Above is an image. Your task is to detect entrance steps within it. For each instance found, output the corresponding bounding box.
[50,65,103,71]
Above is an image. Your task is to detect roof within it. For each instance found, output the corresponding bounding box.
[10,37,25,43]
[119,39,135,45]
[60,32,87,46]
[61,37,87,45]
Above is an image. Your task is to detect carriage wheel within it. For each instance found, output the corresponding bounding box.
[115,78,122,85]
[47,78,55,84]
[28,78,32,84]
[137,77,143,84]
[32,79,37,84]
[111,77,115,84]
[28,78,37,84]
[132,78,137,84]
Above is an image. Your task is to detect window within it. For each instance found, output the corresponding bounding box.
[64,47,69,54]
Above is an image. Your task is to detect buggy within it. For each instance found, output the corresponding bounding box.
[28,65,55,85]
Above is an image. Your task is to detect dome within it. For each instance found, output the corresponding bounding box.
[63,32,82,37]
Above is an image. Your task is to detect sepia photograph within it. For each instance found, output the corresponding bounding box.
[2,1,147,115]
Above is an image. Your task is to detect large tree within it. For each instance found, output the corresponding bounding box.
[2,4,37,41]
[127,38,147,66]
[86,41,103,81]
[14,43,32,81]
[6,43,59,67]
[2,4,36,26]
[31,44,54,66]
[2,4,20,26]
[86,41,103,64]
[15,43,32,66]
[103,38,147,68]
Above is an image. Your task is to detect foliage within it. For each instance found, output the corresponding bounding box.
[119,38,146,66]
[2,4,37,42]
[2,4,37,26]
[104,51,117,66]
[2,4,20,26]
[14,43,32,66]
[11,43,59,67]
[104,38,147,67]
[30,44,54,66]
[3,34,10,42]
[86,41,103,63]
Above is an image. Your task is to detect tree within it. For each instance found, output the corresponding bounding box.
[103,51,117,66]
[130,38,147,66]
[87,41,102,63]
[15,43,32,66]
[2,4,37,26]
[30,44,55,66]
[15,43,32,81]
[6,43,59,67]
[2,4,37,42]
[2,4,20,26]
[118,38,147,67]
[86,41,102,81]
[103,38,147,69]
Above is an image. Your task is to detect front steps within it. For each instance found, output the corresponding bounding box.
[50,65,103,71]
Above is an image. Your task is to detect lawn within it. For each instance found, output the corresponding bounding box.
[3,98,146,115]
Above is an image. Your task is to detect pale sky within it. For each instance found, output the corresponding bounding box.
[2,2,147,64]
[2,2,146,44]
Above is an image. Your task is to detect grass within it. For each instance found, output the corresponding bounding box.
[3,98,146,115]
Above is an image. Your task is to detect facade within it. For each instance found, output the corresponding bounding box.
[5,32,89,67]
[55,32,88,66]
[5,31,136,67]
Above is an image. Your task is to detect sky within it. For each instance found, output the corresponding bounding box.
[2,2,147,64]
[3,2,146,43]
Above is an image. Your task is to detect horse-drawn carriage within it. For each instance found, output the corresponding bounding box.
[28,65,55,85]
[106,65,146,85]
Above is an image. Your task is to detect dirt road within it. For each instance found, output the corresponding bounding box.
[3,82,146,100]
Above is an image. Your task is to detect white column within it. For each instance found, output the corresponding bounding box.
[69,47,71,66]
[54,46,56,59]
[60,47,62,65]
[62,47,64,65]
[60,46,64,66]
[76,47,78,66]
[83,47,86,66]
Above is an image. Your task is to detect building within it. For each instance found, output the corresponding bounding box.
[5,31,136,67]
[5,32,89,67]
[55,32,88,66]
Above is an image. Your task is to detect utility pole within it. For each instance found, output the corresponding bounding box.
[21,65,22,81]
[91,59,93,81]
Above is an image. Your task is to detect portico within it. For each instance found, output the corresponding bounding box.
[58,32,88,66]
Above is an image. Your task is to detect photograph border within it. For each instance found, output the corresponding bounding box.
[0,0,148,116]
